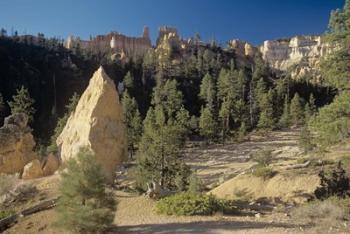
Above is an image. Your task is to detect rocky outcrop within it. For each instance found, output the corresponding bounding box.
[65,27,151,58]
[22,159,43,179]
[0,113,37,175]
[56,66,127,182]
[260,35,333,80]
[229,39,259,57]
[42,154,60,176]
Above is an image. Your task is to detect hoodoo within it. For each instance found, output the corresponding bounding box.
[56,66,127,182]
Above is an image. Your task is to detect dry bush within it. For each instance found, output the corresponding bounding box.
[292,200,346,224]
[0,174,19,196]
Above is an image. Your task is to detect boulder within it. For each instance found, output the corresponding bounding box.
[22,159,43,179]
[0,113,37,174]
[56,66,127,182]
[42,154,60,176]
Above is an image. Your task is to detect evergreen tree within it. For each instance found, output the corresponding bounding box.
[290,93,304,126]
[309,93,317,115]
[199,73,216,110]
[121,90,142,159]
[56,148,116,234]
[135,79,190,190]
[237,121,247,142]
[123,71,134,90]
[279,95,291,128]
[257,90,275,130]
[199,106,217,141]
[299,126,314,153]
[8,86,35,122]
[310,92,350,146]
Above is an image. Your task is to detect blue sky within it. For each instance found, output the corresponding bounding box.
[0,0,345,45]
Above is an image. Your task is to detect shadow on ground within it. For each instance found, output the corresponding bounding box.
[112,220,304,234]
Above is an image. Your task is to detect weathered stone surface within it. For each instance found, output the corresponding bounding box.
[0,113,37,175]
[65,27,151,58]
[42,154,60,176]
[56,66,127,182]
[260,35,333,80]
[22,159,43,179]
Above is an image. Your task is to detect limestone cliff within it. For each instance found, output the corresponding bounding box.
[260,35,333,80]
[65,27,151,58]
[0,113,37,175]
[56,66,127,182]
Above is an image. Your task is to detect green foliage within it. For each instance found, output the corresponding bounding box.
[299,126,315,153]
[188,174,204,194]
[135,79,190,190]
[8,86,35,123]
[174,163,192,192]
[199,106,217,141]
[156,192,237,216]
[315,162,350,200]
[278,95,291,128]
[237,122,247,142]
[200,73,216,110]
[48,92,80,153]
[257,90,275,130]
[322,0,350,91]
[309,92,350,146]
[252,166,276,180]
[56,148,116,234]
[251,149,273,167]
[290,93,304,126]
[123,71,134,90]
[0,210,15,219]
[121,90,142,158]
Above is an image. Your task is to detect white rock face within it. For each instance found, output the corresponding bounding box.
[56,66,127,182]
[260,35,332,80]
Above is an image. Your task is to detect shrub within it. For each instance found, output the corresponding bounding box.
[156,192,238,216]
[251,149,273,166]
[252,166,276,180]
[0,174,18,196]
[292,200,346,222]
[328,196,350,215]
[188,174,204,194]
[315,161,350,199]
[0,210,15,219]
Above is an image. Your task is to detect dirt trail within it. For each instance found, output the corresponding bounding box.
[184,129,301,187]
[114,191,309,234]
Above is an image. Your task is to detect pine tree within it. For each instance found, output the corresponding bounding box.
[199,73,216,110]
[279,95,290,128]
[290,93,304,126]
[310,92,350,146]
[123,71,134,90]
[237,122,247,142]
[135,79,190,190]
[309,94,317,115]
[257,90,275,130]
[199,106,217,141]
[56,148,116,234]
[8,86,35,122]
[121,90,142,159]
[299,126,314,153]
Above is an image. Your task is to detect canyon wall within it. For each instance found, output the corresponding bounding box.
[259,35,333,79]
[65,27,151,58]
